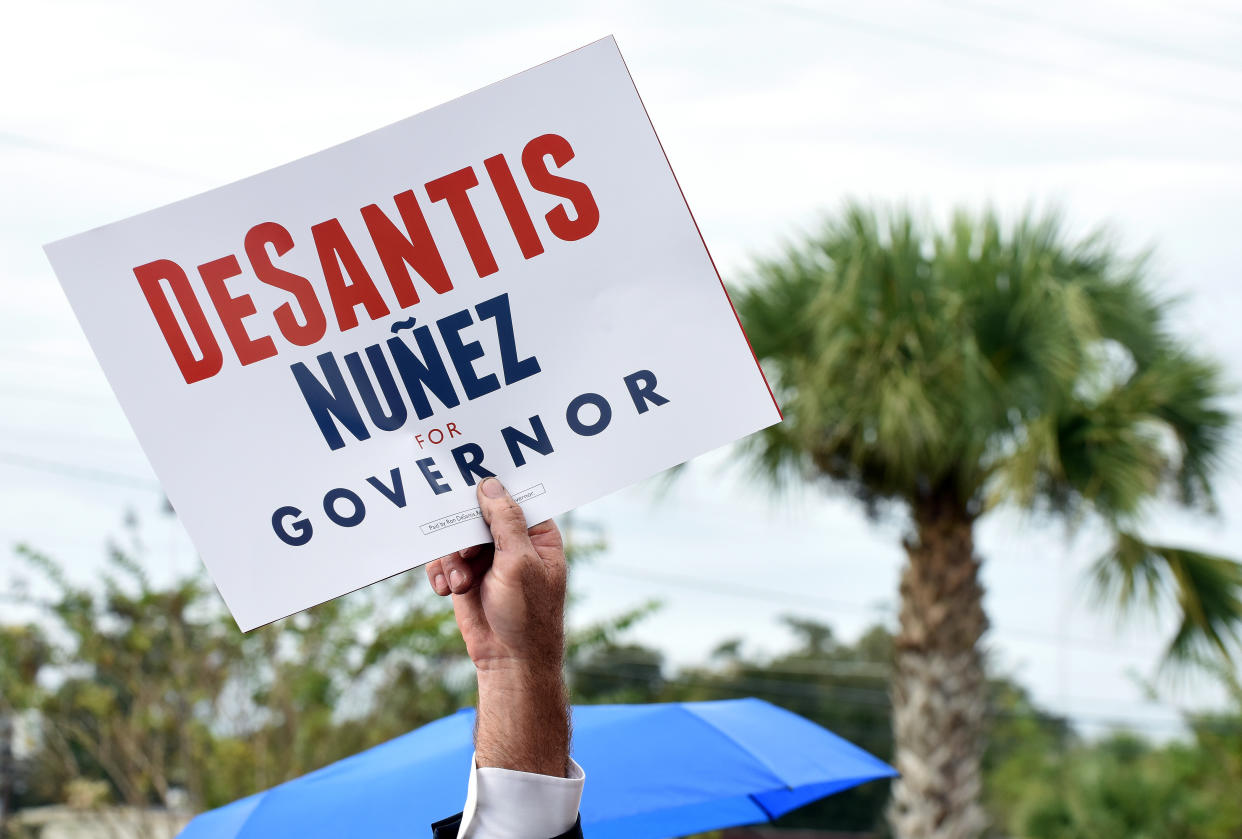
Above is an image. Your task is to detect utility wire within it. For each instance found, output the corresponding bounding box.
[759,0,1242,118]
[583,655,1173,714]
[0,444,1188,659]
[0,453,1206,727]
[0,450,1182,660]
[1,384,115,406]
[1179,1,1242,30]
[0,350,98,372]
[0,130,204,182]
[570,661,1215,733]
[1,0,1239,211]
[0,424,137,449]
[0,451,159,491]
[595,562,1168,656]
[938,0,1242,74]
[598,562,889,617]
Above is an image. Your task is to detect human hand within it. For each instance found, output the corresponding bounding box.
[425,477,568,671]
[425,477,570,775]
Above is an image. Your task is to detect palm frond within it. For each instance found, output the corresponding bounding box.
[1139,349,1232,510]
[1092,531,1242,664]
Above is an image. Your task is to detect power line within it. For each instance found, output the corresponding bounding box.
[0,424,137,449]
[2,0,1237,224]
[1179,1,1242,31]
[593,562,1168,656]
[0,451,160,491]
[759,0,1242,118]
[939,0,1242,74]
[2,453,1181,659]
[0,384,116,406]
[0,350,99,372]
[0,130,203,182]
[591,654,1175,714]
[570,662,1210,734]
[597,562,890,617]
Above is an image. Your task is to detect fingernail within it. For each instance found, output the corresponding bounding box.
[481,477,505,498]
[449,569,465,591]
[434,574,447,594]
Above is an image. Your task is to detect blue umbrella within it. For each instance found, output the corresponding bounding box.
[179,698,895,839]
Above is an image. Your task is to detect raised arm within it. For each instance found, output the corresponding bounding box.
[426,477,582,839]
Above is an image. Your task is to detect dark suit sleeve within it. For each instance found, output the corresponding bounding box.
[431,812,583,839]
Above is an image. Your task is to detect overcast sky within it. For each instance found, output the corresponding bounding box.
[3,0,1241,739]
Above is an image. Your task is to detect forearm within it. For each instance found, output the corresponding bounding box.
[475,662,570,777]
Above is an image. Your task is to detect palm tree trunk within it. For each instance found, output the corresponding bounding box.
[887,494,988,839]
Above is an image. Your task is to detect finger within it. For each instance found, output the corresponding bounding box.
[450,550,493,629]
[450,582,486,641]
[527,520,568,594]
[425,558,449,596]
[527,519,562,550]
[437,550,475,595]
[465,545,495,578]
[477,477,535,560]
[429,543,486,597]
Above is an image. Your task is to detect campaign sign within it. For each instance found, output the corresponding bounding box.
[43,37,781,630]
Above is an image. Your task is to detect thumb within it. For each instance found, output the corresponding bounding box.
[477,477,534,561]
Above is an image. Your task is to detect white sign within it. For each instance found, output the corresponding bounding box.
[44,37,781,630]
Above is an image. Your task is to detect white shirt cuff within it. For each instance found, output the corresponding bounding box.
[457,752,585,839]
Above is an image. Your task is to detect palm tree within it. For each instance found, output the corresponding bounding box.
[732,204,1242,839]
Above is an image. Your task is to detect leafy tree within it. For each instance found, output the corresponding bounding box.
[658,619,895,834]
[989,710,1242,839]
[595,618,1066,837]
[2,511,644,827]
[569,643,666,704]
[980,676,1072,834]
[5,519,471,818]
[0,624,51,831]
[732,204,1241,839]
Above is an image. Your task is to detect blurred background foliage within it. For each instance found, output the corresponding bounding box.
[3,516,1242,838]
